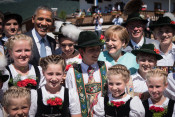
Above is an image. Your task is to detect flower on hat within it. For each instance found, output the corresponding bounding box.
[100,34,105,43]
[154,49,160,54]
[170,21,175,24]
[149,106,167,117]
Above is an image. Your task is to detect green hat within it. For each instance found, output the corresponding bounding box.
[149,16,175,30]
[75,31,104,49]
[0,71,9,82]
[131,44,163,60]
[122,12,148,27]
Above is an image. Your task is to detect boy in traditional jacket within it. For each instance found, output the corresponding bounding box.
[65,31,111,117]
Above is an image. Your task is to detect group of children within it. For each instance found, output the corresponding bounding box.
[0,30,174,117]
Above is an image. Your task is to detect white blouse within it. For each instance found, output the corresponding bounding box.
[93,94,145,117]
[29,86,81,117]
[7,64,45,88]
[147,98,175,116]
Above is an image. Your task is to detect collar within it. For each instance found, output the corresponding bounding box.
[32,28,47,42]
[2,36,8,42]
[159,43,175,54]
[81,61,98,71]
[108,93,131,102]
[131,36,144,48]
[132,71,146,81]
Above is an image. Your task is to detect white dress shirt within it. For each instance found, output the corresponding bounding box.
[157,43,175,66]
[32,28,52,56]
[131,36,144,49]
[131,71,148,93]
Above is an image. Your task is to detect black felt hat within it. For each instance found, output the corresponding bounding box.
[75,31,104,49]
[149,16,175,30]
[131,44,163,60]
[3,13,22,26]
[122,12,148,27]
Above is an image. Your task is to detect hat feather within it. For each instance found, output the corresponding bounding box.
[54,21,64,32]
[54,21,82,42]
[163,12,175,21]
[61,24,82,42]
[124,0,143,15]
[0,52,7,70]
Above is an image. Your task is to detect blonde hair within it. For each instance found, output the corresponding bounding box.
[5,34,33,51]
[146,69,168,85]
[107,64,130,83]
[2,86,31,107]
[39,55,66,72]
[105,25,129,48]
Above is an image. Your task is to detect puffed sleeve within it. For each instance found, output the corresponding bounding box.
[29,89,38,117]
[65,68,74,89]
[129,96,145,117]
[2,68,10,92]
[69,89,81,115]
[173,103,175,116]
[38,66,46,88]
[93,97,105,117]
[164,73,175,100]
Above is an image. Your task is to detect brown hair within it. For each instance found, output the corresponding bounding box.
[105,25,129,48]
[107,64,130,83]
[2,86,31,107]
[146,69,168,85]
[39,55,66,72]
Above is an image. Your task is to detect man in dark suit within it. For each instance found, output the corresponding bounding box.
[25,6,56,66]
[122,12,159,53]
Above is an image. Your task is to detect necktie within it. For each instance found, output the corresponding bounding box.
[87,66,95,83]
[135,45,139,50]
[40,38,46,58]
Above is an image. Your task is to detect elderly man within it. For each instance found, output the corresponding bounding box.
[122,12,159,52]
[26,6,56,66]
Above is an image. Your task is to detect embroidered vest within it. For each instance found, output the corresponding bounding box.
[143,99,175,117]
[104,95,132,117]
[35,87,70,117]
[73,61,107,117]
